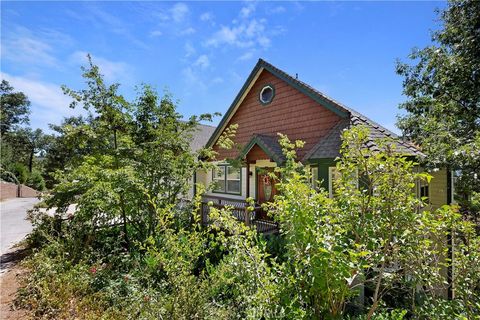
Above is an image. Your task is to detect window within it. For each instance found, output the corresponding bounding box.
[310,166,318,188]
[452,170,461,204]
[328,166,356,197]
[328,167,340,198]
[259,85,275,105]
[416,169,430,203]
[420,183,429,199]
[213,165,241,194]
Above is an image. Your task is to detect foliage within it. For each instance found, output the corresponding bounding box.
[19,59,479,320]
[0,79,52,188]
[0,79,30,135]
[27,170,46,191]
[12,163,29,184]
[268,134,357,319]
[335,127,452,319]
[13,128,53,173]
[396,0,480,219]
[268,127,479,319]
[42,55,216,256]
[42,116,90,188]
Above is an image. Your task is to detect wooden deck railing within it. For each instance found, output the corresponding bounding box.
[200,195,278,234]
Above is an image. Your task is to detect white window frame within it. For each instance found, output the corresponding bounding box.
[310,166,318,189]
[328,167,339,198]
[212,164,241,195]
[329,166,357,198]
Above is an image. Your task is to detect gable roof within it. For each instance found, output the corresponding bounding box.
[238,134,286,164]
[207,58,423,158]
[190,123,216,152]
[302,120,350,160]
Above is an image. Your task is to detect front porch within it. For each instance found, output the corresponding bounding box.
[200,195,278,234]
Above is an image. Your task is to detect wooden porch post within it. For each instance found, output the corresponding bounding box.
[245,161,251,227]
[246,162,250,199]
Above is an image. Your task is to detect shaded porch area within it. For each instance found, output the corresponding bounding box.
[200,195,278,234]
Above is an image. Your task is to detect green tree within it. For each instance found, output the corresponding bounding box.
[27,169,46,191]
[396,0,480,222]
[0,80,32,176]
[269,127,477,319]
[12,163,29,184]
[46,55,215,253]
[42,116,90,188]
[14,128,53,173]
[334,127,453,319]
[0,79,30,135]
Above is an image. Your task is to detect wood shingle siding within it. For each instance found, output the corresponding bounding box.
[246,145,271,162]
[213,69,342,160]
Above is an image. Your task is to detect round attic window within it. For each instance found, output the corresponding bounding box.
[259,85,275,105]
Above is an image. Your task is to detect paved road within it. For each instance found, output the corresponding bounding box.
[0,198,39,255]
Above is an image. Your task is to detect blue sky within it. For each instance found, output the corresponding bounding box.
[1,1,446,134]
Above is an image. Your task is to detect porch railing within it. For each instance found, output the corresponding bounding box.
[200,195,278,234]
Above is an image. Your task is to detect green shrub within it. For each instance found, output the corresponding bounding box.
[12,162,29,184]
[27,170,45,191]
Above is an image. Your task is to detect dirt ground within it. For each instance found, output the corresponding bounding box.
[0,247,30,320]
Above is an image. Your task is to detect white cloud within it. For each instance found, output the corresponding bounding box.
[258,35,270,48]
[211,77,224,85]
[204,2,285,51]
[238,51,254,61]
[171,3,189,23]
[69,51,132,83]
[148,3,194,38]
[1,72,71,113]
[69,4,148,49]
[200,12,213,22]
[179,27,196,36]
[3,36,56,66]
[205,19,270,49]
[181,67,207,92]
[193,55,210,69]
[150,30,163,37]
[184,42,196,57]
[0,72,81,130]
[240,2,256,19]
[270,6,286,14]
[1,26,73,68]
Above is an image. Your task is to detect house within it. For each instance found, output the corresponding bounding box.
[194,59,453,230]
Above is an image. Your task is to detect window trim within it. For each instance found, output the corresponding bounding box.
[259,84,275,106]
[310,165,319,189]
[328,166,338,198]
[212,164,242,195]
[329,166,357,198]
[419,179,430,202]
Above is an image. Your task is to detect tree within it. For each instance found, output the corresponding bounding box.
[269,127,478,319]
[0,79,30,135]
[43,116,91,188]
[46,55,215,253]
[396,0,480,220]
[14,128,53,173]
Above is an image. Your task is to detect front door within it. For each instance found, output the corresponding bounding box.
[256,168,278,204]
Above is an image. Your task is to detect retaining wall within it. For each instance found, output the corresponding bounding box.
[0,181,40,200]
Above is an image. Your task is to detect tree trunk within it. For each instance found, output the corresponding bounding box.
[28,148,34,173]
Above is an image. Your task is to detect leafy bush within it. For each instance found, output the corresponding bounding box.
[12,162,29,184]
[17,58,479,320]
[27,170,45,191]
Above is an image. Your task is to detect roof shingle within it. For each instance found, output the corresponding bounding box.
[257,59,424,158]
